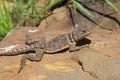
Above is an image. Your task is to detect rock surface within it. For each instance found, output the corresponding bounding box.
[0,0,120,80]
[0,23,120,80]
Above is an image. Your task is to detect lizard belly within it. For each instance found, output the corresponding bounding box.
[44,34,71,53]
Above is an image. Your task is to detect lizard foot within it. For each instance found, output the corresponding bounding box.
[18,49,44,73]
[18,54,27,73]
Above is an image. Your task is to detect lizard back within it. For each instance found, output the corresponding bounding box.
[44,34,72,53]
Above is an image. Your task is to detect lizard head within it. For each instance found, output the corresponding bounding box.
[72,25,91,41]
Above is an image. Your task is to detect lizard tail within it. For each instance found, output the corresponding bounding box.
[0,46,32,56]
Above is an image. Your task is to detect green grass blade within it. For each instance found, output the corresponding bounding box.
[0,1,13,40]
[71,0,77,14]
[75,1,94,17]
[104,0,120,15]
[71,0,94,17]
[40,0,64,14]
[3,2,13,29]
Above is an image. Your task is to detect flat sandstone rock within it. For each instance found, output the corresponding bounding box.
[0,26,120,80]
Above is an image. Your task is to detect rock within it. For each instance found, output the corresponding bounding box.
[0,22,120,80]
[78,51,120,80]
[0,0,120,79]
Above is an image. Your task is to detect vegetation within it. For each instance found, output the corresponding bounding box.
[0,1,13,40]
[0,0,119,40]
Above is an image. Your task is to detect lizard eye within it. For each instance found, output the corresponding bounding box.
[83,30,86,33]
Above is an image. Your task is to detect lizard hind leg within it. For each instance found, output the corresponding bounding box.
[26,49,44,61]
[25,34,46,45]
[18,49,44,73]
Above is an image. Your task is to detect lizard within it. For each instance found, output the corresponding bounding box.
[0,25,91,73]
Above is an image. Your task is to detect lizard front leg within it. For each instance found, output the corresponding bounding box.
[69,42,89,52]
[18,49,44,73]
